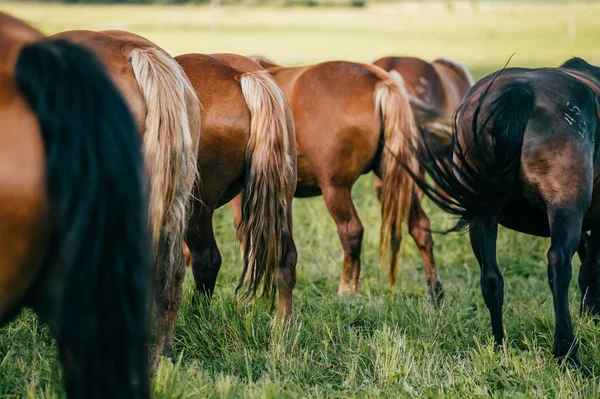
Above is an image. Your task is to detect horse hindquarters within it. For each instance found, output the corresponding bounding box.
[17,39,150,398]
[410,78,536,353]
[524,136,594,363]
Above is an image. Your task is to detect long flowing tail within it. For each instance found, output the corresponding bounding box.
[375,77,421,286]
[129,47,200,290]
[235,70,294,304]
[412,78,535,232]
[16,39,150,398]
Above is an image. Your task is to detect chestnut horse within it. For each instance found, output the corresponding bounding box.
[0,13,150,398]
[244,56,443,300]
[411,58,600,365]
[373,56,473,117]
[51,30,201,368]
[176,53,297,318]
[373,56,473,191]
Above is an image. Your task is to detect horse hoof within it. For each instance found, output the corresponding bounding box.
[429,284,445,307]
[337,284,360,296]
[559,356,581,371]
[164,346,176,363]
[152,345,177,372]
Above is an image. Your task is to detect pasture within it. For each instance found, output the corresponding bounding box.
[2,1,600,397]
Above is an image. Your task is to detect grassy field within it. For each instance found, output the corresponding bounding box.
[2,1,600,398]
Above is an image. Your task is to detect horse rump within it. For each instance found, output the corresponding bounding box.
[16,39,150,398]
[408,72,535,232]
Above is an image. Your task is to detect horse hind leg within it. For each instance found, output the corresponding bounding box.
[231,192,243,231]
[469,215,505,348]
[230,193,249,282]
[373,173,383,202]
[408,195,444,303]
[153,233,186,370]
[546,208,583,364]
[577,232,590,265]
[322,185,364,295]
[230,191,257,286]
[579,230,600,317]
[276,192,298,319]
[536,141,591,363]
[187,210,222,301]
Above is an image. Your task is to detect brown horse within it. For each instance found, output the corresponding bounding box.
[372,56,473,192]
[411,58,600,366]
[243,56,443,300]
[373,56,473,116]
[175,53,297,318]
[0,13,150,398]
[51,30,201,368]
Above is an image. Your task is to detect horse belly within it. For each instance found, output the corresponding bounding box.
[582,181,600,230]
[294,152,321,197]
[498,195,550,237]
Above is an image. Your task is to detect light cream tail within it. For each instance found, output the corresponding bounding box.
[235,70,294,303]
[129,47,201,288]
[375,76,420,286]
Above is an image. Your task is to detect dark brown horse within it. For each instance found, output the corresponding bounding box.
[176,53,297,318]
[0,13,150,398]
[243,56,443,300]
[411,57,600,365]
[51,29,201,368]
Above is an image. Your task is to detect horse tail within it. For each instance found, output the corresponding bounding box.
[16,39,150,398]
[412,78,535,232]
[235,70,293,304]
[375,76,420,286]
[129,47,200,290]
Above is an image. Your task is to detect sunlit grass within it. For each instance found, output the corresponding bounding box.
[2,1,600,397]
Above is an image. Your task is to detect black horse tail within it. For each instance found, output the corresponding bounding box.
[16,39,150,398]
[412,75,535,231]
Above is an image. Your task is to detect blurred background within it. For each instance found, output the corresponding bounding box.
[2,0,598,80]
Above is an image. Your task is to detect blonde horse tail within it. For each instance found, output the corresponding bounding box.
[235,70,293,304]
[129,47,200,289]
[375,76,420,286]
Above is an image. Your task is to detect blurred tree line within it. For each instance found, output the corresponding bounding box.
[23,0,580,4]
[30,0,575,8]
[37,0,370,7]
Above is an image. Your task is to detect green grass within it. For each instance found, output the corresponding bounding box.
[2,1,600,397]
